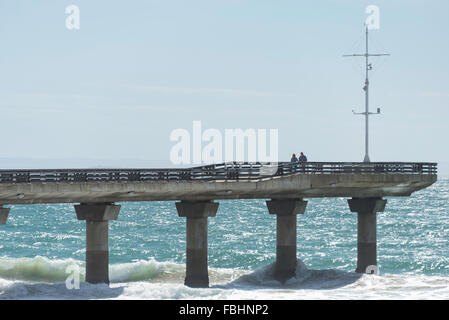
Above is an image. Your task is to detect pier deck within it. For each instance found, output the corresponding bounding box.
[0,162,437,204]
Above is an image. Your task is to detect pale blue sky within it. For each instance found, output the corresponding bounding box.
[0,1,448,174]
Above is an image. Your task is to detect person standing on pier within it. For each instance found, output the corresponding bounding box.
[291,153,298,173]
[291,154,298,163]
[298,152,307,173]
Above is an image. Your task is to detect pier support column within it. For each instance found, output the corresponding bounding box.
[0,206,10,224]
[176,200,218,288]
[75,203,120,284]
[266,199,307,283]
[348,197,387,274]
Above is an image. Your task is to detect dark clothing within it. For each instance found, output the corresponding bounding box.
[298,155,307,162]
[291,157,298,163]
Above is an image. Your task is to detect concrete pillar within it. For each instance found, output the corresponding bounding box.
[74,203,120,284]
[176,200,218,288]
[348,197,387,274]
[0,205,10,224]
[266,199,307,282]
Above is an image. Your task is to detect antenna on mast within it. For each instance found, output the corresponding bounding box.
[343,26,390,163]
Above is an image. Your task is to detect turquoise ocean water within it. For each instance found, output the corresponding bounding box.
[0,178,448,299]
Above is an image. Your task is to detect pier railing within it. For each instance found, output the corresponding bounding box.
[0,162,437,184]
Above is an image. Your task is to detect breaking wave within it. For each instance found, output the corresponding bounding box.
[1,256,448,300]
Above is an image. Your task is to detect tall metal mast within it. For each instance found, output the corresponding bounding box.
[343,26,390,163]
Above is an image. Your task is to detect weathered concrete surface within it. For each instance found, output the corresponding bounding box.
[267,199,307,283]
[348,198,387,274]
[176,201,218,288]
[75,203,120,221]
[0,173,437,205]
[0,206,9,224]
[75,203,120,284]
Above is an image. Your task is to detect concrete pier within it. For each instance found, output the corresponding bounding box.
[75,203,120,284]
[176,200,219,288]
[348,197,387,274]
[266,199,307,282]
[0,162,437,286]
[0,205,9,224]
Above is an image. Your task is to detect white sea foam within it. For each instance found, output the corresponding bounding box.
[0,256,448,300]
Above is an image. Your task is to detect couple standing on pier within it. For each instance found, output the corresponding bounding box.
[291,152,307,163]
[290,152,307,173]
